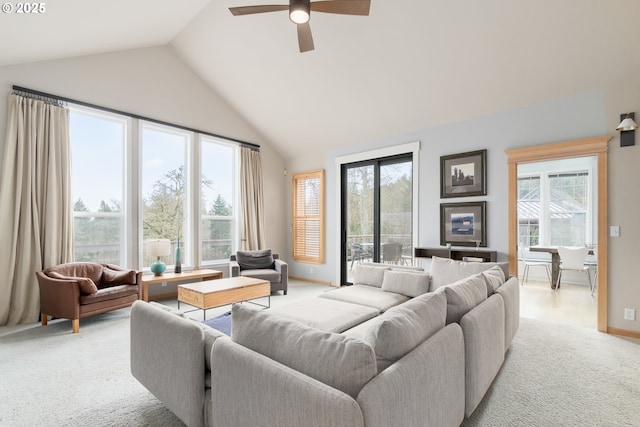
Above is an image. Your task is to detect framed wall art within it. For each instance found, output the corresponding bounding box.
[440,201,487,247]
[440,149,487,198]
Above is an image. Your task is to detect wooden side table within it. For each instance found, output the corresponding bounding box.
[141,269,223,302]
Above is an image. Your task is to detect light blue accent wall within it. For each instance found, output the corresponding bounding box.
[288,91,607,283]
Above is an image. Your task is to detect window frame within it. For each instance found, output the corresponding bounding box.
[517,166,594,249]
[198,135,239,266]
[291,169,325,264]
[69,103,242,272]
[139,120,191,270]
[69,105,130,265]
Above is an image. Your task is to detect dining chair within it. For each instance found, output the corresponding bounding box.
[584,246,598,296]
[556,246,593,294]
[381,242,403,264]
[520,247,552,286]
[350,243,370,270]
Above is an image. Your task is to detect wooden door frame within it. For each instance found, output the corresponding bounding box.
[505,136,611,332]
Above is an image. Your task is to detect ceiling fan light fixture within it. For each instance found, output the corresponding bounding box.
[290,0,310,24]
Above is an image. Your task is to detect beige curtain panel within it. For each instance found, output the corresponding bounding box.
[0,94,73,326]
[239,146,266,250]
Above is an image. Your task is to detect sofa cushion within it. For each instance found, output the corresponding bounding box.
[101,267,137,288]
[239,269,280,282]
[236,249,274,270]
[269,297,380,333]
[437,272,487,324]
[351,264,390,287]
[361,262,424,272]
[318,285,409,312]
[48,262,104,286]
[48,271,98,295]
[482,265,506,296]
[381,270,430,298]
[79,284,139,304]
[364,291,447,373]
[231,303,377,399]
[429,256,509,291]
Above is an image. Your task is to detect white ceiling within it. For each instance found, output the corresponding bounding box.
[2,0,639,160]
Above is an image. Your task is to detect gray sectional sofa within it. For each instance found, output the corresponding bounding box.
[130,257,519,427]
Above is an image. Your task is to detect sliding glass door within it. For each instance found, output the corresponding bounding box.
[341,154,412,284]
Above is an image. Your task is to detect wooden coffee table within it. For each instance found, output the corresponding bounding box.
[177,276,270,319]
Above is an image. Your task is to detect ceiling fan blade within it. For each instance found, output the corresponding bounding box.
[297,22,315,53]
[229,5,288,16]
[310,0,370,16]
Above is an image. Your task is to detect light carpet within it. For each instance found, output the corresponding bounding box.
[1,309,639,426]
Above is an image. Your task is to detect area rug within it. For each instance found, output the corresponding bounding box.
[1,312,639,426]
[203,311,231,336]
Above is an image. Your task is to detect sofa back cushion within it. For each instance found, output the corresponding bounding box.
[231,304,377,398]
[48,262,104,284]
[380,270,430,297]
[363,291,447,373]
[236,249,274,270]
[101,267,137,288]
[482,265,506,296]
[437,272,488,324]
[429,256,509,291]
[351,264,390,287]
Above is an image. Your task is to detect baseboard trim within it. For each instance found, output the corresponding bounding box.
[607,327,640,339]
[289,276,335,287]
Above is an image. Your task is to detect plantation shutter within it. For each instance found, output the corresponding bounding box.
[292,170,324,263]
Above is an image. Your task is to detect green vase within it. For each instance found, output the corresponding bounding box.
[174,237,182,273]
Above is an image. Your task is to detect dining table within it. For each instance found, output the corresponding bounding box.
[529,246,594,289]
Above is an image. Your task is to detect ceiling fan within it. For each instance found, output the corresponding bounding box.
[229,0,370,53]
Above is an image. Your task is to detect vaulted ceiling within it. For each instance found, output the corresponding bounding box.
[2,0,638,160]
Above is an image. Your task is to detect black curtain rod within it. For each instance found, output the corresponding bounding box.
[12,85,260,151]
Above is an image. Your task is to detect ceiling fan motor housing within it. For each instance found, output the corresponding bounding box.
[290,0,311,24]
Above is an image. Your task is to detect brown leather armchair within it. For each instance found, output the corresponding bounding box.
[36,262,142,333]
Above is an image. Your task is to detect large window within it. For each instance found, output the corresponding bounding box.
[517,157,595,248]
[141,122,189,268]
[69,106,241,270]
[70,108,128,264]
[517,176,541,248]
[549,172,589,245]
[200,137,236,264]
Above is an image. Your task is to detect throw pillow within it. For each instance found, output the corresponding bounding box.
[48,271,98,295]
[364,291,446,373]
[231,303,376,399]
[438,272,487,324]
[102,267,137,287]
[380,269,430,297]
[236,249,274,270]
[429,256,509,291]
[482,265,506,296]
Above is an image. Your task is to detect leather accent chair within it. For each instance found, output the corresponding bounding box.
[229,249,288,295]
[36,262,142,333]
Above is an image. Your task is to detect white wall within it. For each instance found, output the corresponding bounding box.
[286,89,640,334]
[0,45,288,263]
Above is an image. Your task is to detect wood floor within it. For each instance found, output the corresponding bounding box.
[519,279,597,329]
